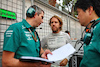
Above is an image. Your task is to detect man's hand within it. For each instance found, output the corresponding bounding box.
[41,49,52,59]
[60,58,68,66]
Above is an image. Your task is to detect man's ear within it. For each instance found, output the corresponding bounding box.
[33,12,37,18]
[89,6,94,15]
[59,24,61,29]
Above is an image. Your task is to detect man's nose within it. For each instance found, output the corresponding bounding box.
[52,22,55,25]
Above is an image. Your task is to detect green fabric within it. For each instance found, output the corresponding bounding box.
[3,19,40,59]
[80,18,100,67]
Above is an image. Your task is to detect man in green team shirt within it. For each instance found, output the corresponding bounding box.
[75,0,100,67]
[2,5,52,67]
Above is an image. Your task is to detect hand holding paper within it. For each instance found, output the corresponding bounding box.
[19,43,75,63]
[41,49,52,59]
[47,43,76,61]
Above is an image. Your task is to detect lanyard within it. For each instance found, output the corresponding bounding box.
[28,28,37,42]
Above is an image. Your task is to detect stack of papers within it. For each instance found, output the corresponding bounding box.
[19,56,54,63]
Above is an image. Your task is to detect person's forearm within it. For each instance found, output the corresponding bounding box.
[2,57,51,67]
[2,58,39,67]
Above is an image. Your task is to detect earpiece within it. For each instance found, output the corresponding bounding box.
[26,7,35,18]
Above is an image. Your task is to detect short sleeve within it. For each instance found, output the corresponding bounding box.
[3,24,20,52]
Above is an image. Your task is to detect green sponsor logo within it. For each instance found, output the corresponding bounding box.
[0,9,16,20]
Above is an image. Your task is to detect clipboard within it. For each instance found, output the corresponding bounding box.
[19,56,54,63]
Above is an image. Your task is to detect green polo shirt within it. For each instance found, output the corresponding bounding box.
[80,18,100,67]
[3,19,40,59]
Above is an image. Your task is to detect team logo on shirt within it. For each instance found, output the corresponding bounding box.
[22,25,26,29]
[6,30,13,37]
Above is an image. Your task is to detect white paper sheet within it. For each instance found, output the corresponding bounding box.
[47,43,76,61]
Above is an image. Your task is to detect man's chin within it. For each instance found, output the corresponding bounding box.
[52,30,58,33]
[37,24,41,27]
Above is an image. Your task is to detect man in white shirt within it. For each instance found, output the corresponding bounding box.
[41,15,71,67]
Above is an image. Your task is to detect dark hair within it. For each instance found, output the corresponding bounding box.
[65,30,70,34]
[49,15,63,30]
[74,0,100,17]
[26,5,44,17]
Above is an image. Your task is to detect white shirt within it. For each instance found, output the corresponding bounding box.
[41,31,71,51]
[41,31,71,66]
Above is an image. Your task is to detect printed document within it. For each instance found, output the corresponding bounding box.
[47,43,76,61]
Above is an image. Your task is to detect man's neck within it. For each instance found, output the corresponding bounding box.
[26,18,35,27]
[87,14,99,28]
